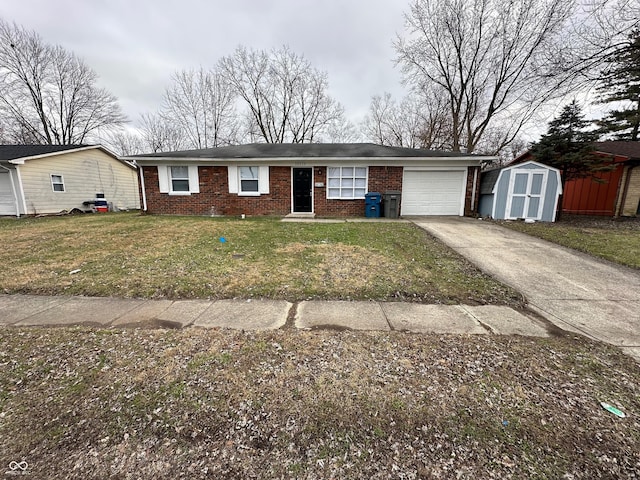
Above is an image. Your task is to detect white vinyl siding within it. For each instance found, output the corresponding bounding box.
[0,169,18,215]
[402,169,466,216]
[327,166,367,199]
[17,149,140,215]
[227,166,269,195]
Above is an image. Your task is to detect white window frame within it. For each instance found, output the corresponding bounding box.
[326,166,368,200]
[157,165,200,195]
[51,174,65,192]
[238,166,260,196]
[169,166,190,194]
[227,165,269,195]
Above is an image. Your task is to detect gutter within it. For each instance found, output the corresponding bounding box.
[0,164,20,217]
[126,155,491,166]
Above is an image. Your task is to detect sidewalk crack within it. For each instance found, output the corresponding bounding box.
[378,302,394,331]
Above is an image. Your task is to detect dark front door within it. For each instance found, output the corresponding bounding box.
[293,168,313,213]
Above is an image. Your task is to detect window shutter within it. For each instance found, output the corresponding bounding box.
[157,166,169,193]
[188,166,200,193]
[228,166,238,193]
[259,166,270,194]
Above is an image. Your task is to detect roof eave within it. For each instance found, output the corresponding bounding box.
[7,145,135,170]
[130,155,487,165]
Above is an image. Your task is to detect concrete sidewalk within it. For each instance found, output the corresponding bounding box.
[0,294,551,337]
[412,217,640,361]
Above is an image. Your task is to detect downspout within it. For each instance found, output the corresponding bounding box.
[137,162,148,212]
[14,165,28,216]
[0,164,20,217]
[470,166,479,214]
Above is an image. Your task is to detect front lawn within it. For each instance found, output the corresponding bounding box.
[499,216,640,269]
[0,327,638,479]
[0,213,520,305]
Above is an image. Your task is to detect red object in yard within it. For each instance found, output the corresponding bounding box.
[96,206,108,213]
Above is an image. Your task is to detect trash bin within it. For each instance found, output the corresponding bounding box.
[383,190,401,218]
[364,192,382,218]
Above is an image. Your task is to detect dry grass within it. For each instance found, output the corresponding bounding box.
[0,213,522,305]
[500,216,640,269]
[0,327,638,479]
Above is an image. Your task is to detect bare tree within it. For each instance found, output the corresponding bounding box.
[100,129,145,156]
[0,19,126,144]
[561,0,640,81]
[219,46,346,143]
[138,113,187,153]
[362,92,452,149]
[162,67,238,148]
[395,0,582,154]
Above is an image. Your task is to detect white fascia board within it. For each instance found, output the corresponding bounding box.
[132,155,486,167]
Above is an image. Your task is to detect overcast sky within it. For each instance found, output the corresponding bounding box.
[2,0,413,129]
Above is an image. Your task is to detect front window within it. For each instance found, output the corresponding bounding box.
[239,166,259,194]
[51,174,65,192]
[327,167,367,199]
[170,166,190,192]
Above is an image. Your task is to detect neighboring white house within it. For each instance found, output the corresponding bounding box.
[0,145,140,216]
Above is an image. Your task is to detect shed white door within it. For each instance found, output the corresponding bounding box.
[0,170,17,216]
[506,170,547,220]
[401,170,466,216]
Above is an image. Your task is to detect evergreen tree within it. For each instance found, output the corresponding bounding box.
[530,101,613,217]
[597,30,640,141]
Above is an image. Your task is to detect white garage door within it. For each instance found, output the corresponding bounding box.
[402,170,466,216]
[0,171,17,216]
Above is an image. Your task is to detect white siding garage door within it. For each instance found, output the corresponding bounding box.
[0,171,17,216]
[401,169,466,216]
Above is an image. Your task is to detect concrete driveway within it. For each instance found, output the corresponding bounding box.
[412,217,640,360]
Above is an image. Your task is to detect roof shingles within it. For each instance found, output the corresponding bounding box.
[0,144,93,161]
[132,143,484,159]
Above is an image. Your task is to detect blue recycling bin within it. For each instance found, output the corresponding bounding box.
[365,192,382,218]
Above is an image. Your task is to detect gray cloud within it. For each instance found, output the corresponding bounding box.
[3,0,412,127]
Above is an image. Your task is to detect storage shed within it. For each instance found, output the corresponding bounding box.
[479,160,562,222]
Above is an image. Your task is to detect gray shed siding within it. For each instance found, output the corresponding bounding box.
[478,194,493,216]
[541,170,560,221]
[493,169,511,219]
[479,161,562,222]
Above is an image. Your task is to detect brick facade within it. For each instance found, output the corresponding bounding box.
[464,166,481,216]
[142,166,292,216]
[141,164,476,217]
[313,166,404,216]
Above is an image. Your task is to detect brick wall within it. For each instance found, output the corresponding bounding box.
[141,164,476,217]
[464,166,480,216]
[313,166,403,217]
[142,166,291,216]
